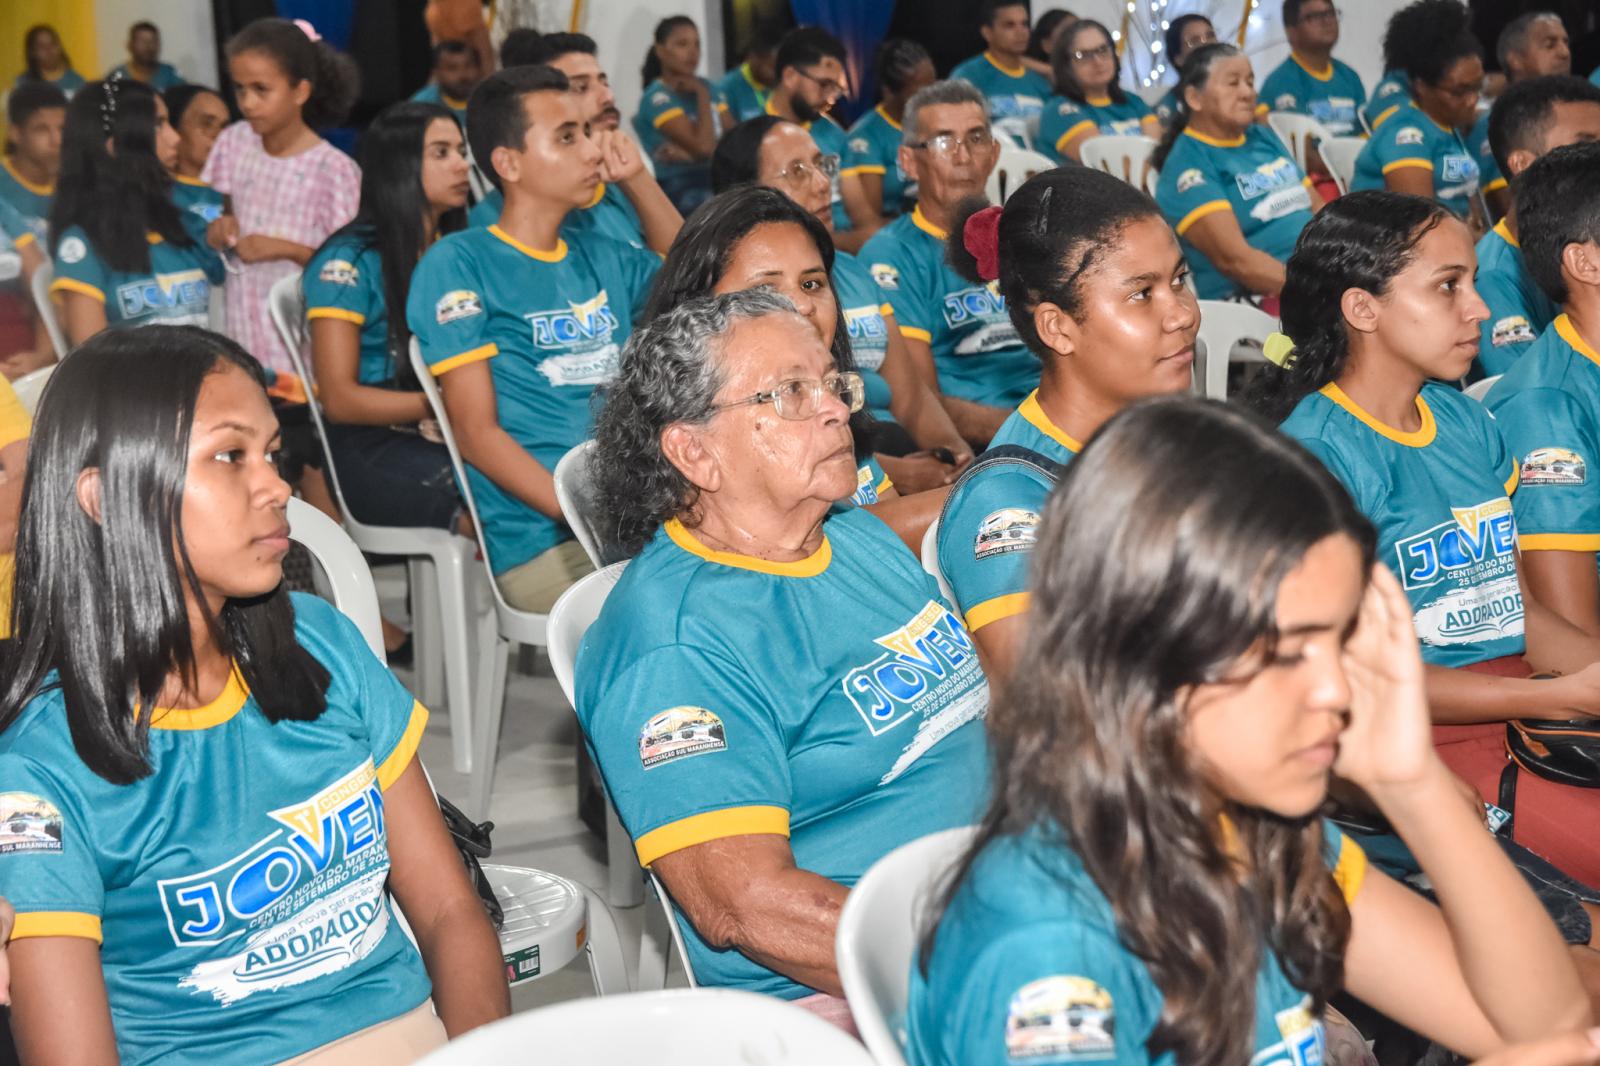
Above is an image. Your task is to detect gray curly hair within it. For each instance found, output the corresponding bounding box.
[902,78,989,147]
[593,287,801,555]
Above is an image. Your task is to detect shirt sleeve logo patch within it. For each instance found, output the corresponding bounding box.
[639,707,727,769]
[1521,447,1586,486]
[58,235,87,265]
[318,258,360,286]
[1395,126,1425,146]
[435,289,483,325]
[0,791,63,854]
[1005,975,1115,1061]
[870,263,900,289]
[1490,315,1535,348]
[1175,167,1205,194]
[1274,93,1297,109]
[0,251,20,283]
[849,137,870,154]
[651,91,672,106]
[976,508,1040,560]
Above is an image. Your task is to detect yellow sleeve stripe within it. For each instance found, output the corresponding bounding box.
[12,911,103,943]
[879,303,893,317]
[1372,105,1400,130]
[899,325,932,343]
[965,591,1030,632]
[49,276,105,303]
[1054,120,1096,153]
[1504,466,1519,497]
[428,342,498,376]
[306,306,366,325]
[652,107,686,128]
[1484,176,1508,194]
[13,232,35,249]
[840,164,887,177]
[377,701,429,791]
[635,804,790,867]
[1331,830,1367,904]
[1254,102,1270,114]
[1519,533,1600,552]
[876,473,894,494]
[1175,199,1232,236]
[1301,177,1314,188]
[1382,158,1433,174]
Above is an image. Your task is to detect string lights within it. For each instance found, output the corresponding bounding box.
[1117,0,1269,89]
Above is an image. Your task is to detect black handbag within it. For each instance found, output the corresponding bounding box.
[435,793,504,930]
[1504,718,1600,790]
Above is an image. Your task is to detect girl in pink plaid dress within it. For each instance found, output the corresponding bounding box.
[204,18,361,377]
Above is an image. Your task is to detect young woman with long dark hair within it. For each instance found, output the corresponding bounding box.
[1037,19,1158,164]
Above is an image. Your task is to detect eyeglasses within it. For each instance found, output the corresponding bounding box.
[1298,6,1341,24]
[907,128,995,156]
[711,371,865,421]
[1072,43,1114,62]
[795,67,847,100]
[1434,78,1483,101]
[774,153,840,187]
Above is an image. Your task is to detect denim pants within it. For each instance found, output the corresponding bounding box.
[323,422,461,531]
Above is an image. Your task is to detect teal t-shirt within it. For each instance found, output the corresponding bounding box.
[574,506,991,998]
[862,208,1039,410]
[0,199,35,292]
[834,249,896,421]
[1153,87,1182,127]
[949,52,1051,144]
[1592,66,1600,88]
[839,454,895,509]
[0,594,433,1066]
[1485,315,1600,560]
[408,81,469,125]
[1155,125,1315,300]
[845,105,914,216]
[633,77,729,186]
[1351,103,1480,217]
[905,820,1367,1066]
[1363,70,1411,131]
[51,225,224,329]
[1037,93,1152,163]
[715,63,770,123]
[303,237,396,387]
[937,391,1077,630]
[0,158,52,242]
[1466,110,1506,198]
[170,175,226,247]
[1281,382,1523,668]
[1259,53,1367,136]
[14,68,86,97]
[1473,221,1558,378]
[468,182,648,251]
[405,224,659,574]
[109,61,185,91]
[768,103,853,232]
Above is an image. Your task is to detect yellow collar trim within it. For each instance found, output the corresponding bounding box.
[583,182,607,210]
[1321,382,1436,447]
[911,203,948,240]
[1555,315,1600,370]
[1085,95,1114,107]
[983,51,1025,77]
[442,93,469,110]
[1291,52,1335,81]
[664,518,832,577]
[2,157,53,196]
[148,667,249,731]
[1493,218,1518,249]
[1017,390,1083,453]
[1183,127,1247,148]
[488,224,567,262]
[146,231,164,244]
[171,173,210,188]
[740,62,767,92]
[875,104,902,131]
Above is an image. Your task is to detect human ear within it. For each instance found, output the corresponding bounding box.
[1561,240,1600,291]
[1339,287,1381,336]
[1033,301,1078,360]
[76,467,103,524]
[660,423,722,497]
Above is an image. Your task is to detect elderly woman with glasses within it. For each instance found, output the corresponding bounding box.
[575,288,990,1025]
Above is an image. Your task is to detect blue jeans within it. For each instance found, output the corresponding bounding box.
[323,422,461,531]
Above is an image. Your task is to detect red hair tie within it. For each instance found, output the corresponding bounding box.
[963,205,1004,282]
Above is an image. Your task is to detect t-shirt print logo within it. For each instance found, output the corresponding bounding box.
[435,289,483,324]
[0,791,63,855]
[639,707,727,769]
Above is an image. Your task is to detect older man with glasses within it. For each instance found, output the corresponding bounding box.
[862,80,1039,448]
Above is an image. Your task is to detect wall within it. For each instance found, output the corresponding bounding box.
[94,0,219,87]
[578,0,718,134]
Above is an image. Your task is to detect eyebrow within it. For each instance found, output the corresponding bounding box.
[204,419,272,437]
[1120,270,1163,286]
[1278,620,1345,637]
[1431,263,1471,277]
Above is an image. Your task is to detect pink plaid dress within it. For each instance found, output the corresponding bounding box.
[203,122,360,374]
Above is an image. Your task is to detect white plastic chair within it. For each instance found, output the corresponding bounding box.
[1196,300,1278,401]
[1266,112,1337,188]
[29,261,67,360]
[1465,374,1501,402]
[415,988,877,1065]
[552,439,611,569]
[1320,136,1366,196]
[286,495,630,1000]
[837,827,978,1066]
[984,144,1056,205]
[919,518,959,613]
[9,363,55,416]
[269,274,483,774]
[1079,134,1159,196]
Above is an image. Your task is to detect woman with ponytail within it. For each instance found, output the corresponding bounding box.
[1153,42,1320,302]
[934,167,1198,677]
[633,16,730,214]
[1250,189,1600,886]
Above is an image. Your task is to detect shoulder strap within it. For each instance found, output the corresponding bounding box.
[937,444,1064,530]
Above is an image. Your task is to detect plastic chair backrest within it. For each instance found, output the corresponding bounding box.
[1078,134,1158,194]
[10,363,54,416]
[918,518,959,614]
[29,261,68,360]
[1464,374,1501,402]
[836,826,977,1066]
[547,561,628,708]
[1266,112,1335,183]
[984,144,1056,205]
[552,440,612,568]
[1320,136,1366,196]
[1196,300,1278,400]
[285,496,386,660]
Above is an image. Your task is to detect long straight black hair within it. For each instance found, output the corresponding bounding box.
[49,78,192,274]
[0,327,331,784]
[321,101,466,383]
[923,395,1374,1065]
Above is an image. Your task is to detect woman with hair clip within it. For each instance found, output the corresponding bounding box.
[0,326,509,1063]
[633,16,730,214]
[842,39,936,223]
[1153,42,1321,304]
[712,119,971,492]
[908,395,1593,1065]
[1037,19,1159,165]
[1249,190,1600,888]
[49,78,225,346]
[934,167,1196,678]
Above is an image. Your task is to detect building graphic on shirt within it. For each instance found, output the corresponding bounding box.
[1004,974,1115,1060]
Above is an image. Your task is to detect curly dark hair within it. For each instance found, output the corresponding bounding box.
[226,17,360,128]
[1380,0,1478,87]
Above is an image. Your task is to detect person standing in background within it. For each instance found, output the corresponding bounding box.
[108,22,185,91]
[950,0,1052,145]
[14,26,85,98]
[0,84,66,242]
[716,25,782,123]
[409,40,482,127]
